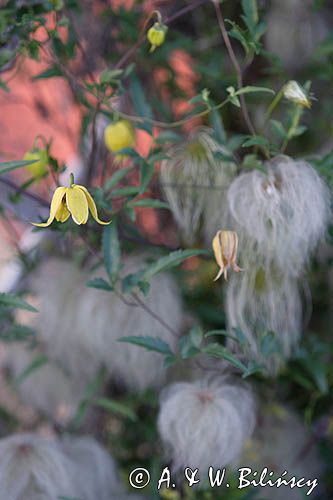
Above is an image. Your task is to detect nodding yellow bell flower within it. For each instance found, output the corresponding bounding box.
[32,176,111,227]
[212,230,242,281]
[104,120,135,162]
[147,22,168,52]
[283,81,311,109]
[23,148,49,178]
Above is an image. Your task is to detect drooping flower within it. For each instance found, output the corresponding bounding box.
[283,80,311,108]
[160,128,236,243]
[212,230,242,281]
[0,433,126,500]
[227,156,331,276]
[104,120,135,155]
[158,376,256,472]
[32,177,111,227]
[147,22,168,52]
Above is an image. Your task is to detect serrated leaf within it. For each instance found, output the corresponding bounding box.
[0,293,38,312]
[118,335,174,356]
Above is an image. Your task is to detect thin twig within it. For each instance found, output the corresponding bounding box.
[213,1,256,137]
[0,177,49,207]
[132,291,179,339]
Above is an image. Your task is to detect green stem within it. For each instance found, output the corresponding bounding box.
[69,173,75,186]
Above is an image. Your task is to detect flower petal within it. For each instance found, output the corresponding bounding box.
[75,185,111,225]
[31,186,66,227]
[66,186,89,225]
[55,200,71,223]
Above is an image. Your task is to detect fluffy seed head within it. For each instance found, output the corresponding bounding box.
[158,376,256,472]
[27,255,183,392]
[240,404,323,499]
[0,433,125,500]
[226,267,304,374]
[160,128,236,243]
[227,156,331,276]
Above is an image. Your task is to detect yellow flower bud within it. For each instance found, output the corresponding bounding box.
[212,230,242,281]
[23,149,49,178]
[147,22,168,52]
[104,120,135,159]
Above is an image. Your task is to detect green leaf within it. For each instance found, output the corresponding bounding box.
[178,326,203,359]
[0,160,38,175]
[242,135,269,148]
[0,324,35,342]
[128,198,169,209]
[15,355,48,386]
[203,343,247,372]
[155,131,182,144]
[0,293,38,312]
[86,278,113,291]
[0,79,9,92]
[129,74,153,134]
[102,219,121,282]
[234,86,275,96]
[270,119,286,139]
[210,107,226,144]
[91,397,137,421]
[104,167,132,191]
[140,161,155,193]
[142,249,209,281]
[119,335,174,356]
[241,0,259,31]
[110,186,140,198]
[32,65,62,80]
[99,68,123,84]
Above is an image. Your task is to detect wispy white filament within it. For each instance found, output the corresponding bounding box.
[226,267,303,374]
[158,376,256,472]
[240,404,323,499]
[227,156,331,276]
[0,433,124,500]
[27,255,183,392]
[160,128,236,242]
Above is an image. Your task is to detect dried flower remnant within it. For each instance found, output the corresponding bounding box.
[283,80,311,108]
[158,376,256,472]
[212,230,242,281]
[32,175,111,227]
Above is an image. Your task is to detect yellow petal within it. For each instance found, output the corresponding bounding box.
[31,186,66,227]
[66,186,89,225]
[75,185,111,225]
[55,200,71,223]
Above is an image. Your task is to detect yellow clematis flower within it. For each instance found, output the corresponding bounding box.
[212,230,242,281]
[32,178,111,227]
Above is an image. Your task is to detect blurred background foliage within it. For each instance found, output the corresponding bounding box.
[0,0,332,499]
